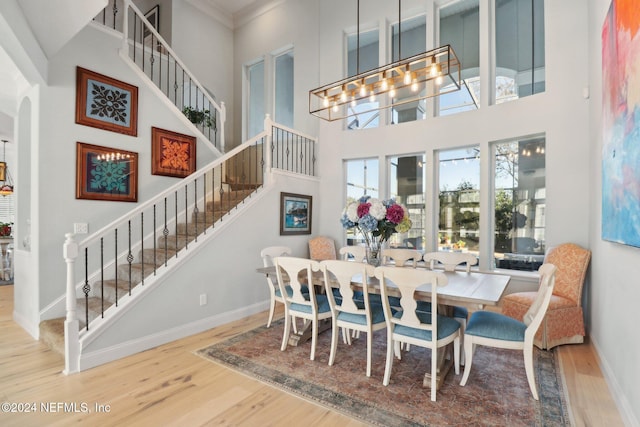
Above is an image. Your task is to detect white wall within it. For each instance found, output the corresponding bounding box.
[588,1,640,424]
[171,0,235,146]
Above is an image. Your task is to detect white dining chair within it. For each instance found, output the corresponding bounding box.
[321,260,384,377]
[381,248,422,267]
[375,266,461,401]
[460,263,557,400]
[260,246,294,330]
[274,256,331,361]
[339,245,367,262]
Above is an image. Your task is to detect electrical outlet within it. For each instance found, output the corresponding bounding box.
[74,223,88,234]
[199,294,207,306]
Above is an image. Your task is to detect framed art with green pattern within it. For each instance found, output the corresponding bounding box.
[76,142,138,202]
[75,67,138,136]
[151,127,196,178]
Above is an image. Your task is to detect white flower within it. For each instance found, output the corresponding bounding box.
[368,198,386,220]
[346,202,360,223]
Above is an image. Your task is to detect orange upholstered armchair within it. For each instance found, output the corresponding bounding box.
[308,236,337,261]
[501,243,591,350]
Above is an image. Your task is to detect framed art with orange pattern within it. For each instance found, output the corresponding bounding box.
[151,127,196,178]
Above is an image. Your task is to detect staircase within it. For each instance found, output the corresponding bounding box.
[40,187,256,356]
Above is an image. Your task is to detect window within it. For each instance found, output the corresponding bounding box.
[345,158,379,244]
[390,15,427,124]
[347,29,379,129]
[493,136,546,271]
[439,0,480,115]
[246,59,265,139]
[389,154,426,249]
[495,0,545,103]
[274,49,294,128]
[438,147,481,255]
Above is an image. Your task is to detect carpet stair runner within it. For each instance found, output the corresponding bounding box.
[39,188,256,356]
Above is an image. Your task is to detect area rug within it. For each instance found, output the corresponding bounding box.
[196,319,570,426]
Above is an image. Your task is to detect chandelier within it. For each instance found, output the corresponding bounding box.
[0,140,13,197]
[309,0,462,122]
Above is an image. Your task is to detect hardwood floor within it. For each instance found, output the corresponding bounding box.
[0,285,624,426]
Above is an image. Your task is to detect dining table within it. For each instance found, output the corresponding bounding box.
[256,262,511,389]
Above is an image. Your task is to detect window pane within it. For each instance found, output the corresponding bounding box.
[439,0,480,115]
[347,29,379,129]
[274,50,294,128]
[345,158,379,245]
[391,15,427,124]
[495,0,545,103]
[493,136,546,271]
[247,60,265,138]
[389,155,426,250]
[438,147,481,255]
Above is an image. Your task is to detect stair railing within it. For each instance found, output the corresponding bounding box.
[62,116,316,374]
[94,0,225,152]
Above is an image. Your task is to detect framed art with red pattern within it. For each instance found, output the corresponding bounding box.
[151,127,196,178]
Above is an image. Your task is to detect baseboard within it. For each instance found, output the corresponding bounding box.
[13,310,39,339]
[78,300,269,372]
[590,335,640,427]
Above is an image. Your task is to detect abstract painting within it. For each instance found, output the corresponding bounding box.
[602,0,640,248]
[76,142,138,202]
[75,67,138,136]
[151,127,196,178]
[280,192,312,235]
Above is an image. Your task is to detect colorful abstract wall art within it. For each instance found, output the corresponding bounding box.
[76,142,138,202]
[75,67,138,136]
[602,0,640,248]
[151,127,196,178]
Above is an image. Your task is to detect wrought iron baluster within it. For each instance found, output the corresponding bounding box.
[132,10,137,63]
[203,170,207,234]
[112,0,118,30]
[114,229,118,306]
[184,185,189,250]
[100,237,104,318]
[83,248,90,331]
[194,180,199,241]
[163,198,169,266]
[140,212,144,286]
[127,220,133,295]
[174,191,179,256]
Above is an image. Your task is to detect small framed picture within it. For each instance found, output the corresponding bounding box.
[76,142,138,202]
[0,162,6,182]
[151,127,196,178]
[75,67,138,136]
[280,192,312,235]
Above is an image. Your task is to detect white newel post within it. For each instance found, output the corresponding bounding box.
[120,0,130,55]
[264,114,273,186]
[63,233,80,375]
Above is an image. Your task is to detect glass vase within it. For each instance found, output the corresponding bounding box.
[366,245,381,266]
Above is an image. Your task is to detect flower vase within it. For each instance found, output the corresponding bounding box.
[366,245,381,267]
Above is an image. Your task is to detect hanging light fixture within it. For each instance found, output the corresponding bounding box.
[0,140,14,197]
[309,0,463,122]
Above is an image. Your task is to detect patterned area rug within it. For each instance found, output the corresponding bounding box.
[196,319,570,426]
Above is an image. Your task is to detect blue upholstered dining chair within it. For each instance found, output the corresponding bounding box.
[260,246,294,330]
[420,251,479,364]
[274,256,331,361]
[375,266,461,402]
[321,260,384,377]
[459,263,557,400]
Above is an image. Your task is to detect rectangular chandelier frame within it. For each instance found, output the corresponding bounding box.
[309,44,462,122]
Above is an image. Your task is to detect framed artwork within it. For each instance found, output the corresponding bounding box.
[280,192,312,235]
[75,67,138,136]
[602,0,640,248]
[143,5,159,46]
[76,142,138,202]
[151,127,196,178]
[0,162,5,182]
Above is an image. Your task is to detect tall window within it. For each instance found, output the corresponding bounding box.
[345,158,379,244]
[347,29,379,129]
[246,59,265,139]
[438,147,481,255]
[389,154,426,249]
[439,0,480,115]
[274,49,294,128]
[495,0,545,103]
[493,136,546,271]
[391,15,427,124]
